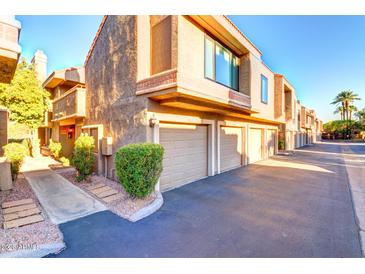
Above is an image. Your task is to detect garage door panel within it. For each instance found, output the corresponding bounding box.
[249,128,263,164]
[160,123,208,191]
[220,126,243,172]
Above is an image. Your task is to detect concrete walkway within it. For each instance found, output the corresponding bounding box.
[22,157,106,224]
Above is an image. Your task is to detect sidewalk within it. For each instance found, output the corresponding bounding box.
[341,143,365,257]
[21,157,106,224]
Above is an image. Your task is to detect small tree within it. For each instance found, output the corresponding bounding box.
[72,135,95,182]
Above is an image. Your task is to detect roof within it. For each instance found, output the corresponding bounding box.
[84,15,263,67]
[43,66,85,89]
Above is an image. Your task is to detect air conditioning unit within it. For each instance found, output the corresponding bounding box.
[101,137,113,156]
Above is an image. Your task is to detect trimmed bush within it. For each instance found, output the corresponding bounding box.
[49,139,62,159]
[59,156,70,167]
[72,135,95,182]
[278,139,285,150]
[3,143,28,180]
[115,143,164,198]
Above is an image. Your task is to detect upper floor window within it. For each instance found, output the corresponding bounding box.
[204,35,239,90]
[261,74,268,104]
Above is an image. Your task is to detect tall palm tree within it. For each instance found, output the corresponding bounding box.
[331,90,361,121]
[355,108,365,124]
[348,105,358,121]
[333,106,345,120]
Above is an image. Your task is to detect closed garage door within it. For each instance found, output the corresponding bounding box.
[220,126,243,172]
[249,128,263,163]
[159,123,208,191]
[267,129,276,157]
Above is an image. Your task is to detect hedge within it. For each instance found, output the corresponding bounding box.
[115,143,164,198]
[72,135,95,182]
[3,143,28,180]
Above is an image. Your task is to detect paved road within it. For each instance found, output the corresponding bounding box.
[48,142,363,257]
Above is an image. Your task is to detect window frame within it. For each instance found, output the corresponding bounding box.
[260,74,268,104]
[204,33,239,91]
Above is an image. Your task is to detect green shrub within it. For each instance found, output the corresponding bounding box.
[278,139,285,150]
[59,156,70,167]
[49,139,62,159]
[115,143,164,198]
[72,135,95,182]
[3,143,28,180]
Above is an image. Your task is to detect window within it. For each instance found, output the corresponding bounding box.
[261,75,268,104]
[204,35,239,90]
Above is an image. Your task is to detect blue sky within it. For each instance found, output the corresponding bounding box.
[16,15,365,122]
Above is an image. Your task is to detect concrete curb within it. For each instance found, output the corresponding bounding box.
[128,192,163,222]
[342,144,365,257]
[0,242,65,258]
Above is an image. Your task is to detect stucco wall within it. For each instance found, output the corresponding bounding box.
[85,15,149,177]
[250,55,276,121]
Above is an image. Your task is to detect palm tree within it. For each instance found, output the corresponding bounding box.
[331,90,361,139]
[355,108,365,124]
[331,90,361,121]
[348,105,358,121]
[333,106,345,120]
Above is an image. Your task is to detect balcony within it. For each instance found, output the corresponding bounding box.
[52,85,86,122]
[136,69,253,117]
[0,16,21,84]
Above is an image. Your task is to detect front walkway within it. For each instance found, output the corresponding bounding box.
[21,157,106,224]
[48,142,362,257]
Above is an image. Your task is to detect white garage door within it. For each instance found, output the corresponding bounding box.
[159,123,208,191]
[267,129,276,157]
[220,126,243,172]
[249,128,263,164]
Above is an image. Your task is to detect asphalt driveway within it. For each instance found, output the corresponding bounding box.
[48,142,362,257]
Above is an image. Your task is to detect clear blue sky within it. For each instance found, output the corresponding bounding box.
[16,15,365,122]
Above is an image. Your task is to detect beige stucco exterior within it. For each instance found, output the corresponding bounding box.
[45,15,323,191]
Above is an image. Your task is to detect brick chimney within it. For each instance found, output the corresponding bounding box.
[31,49,47,83]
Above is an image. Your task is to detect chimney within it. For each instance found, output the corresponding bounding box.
[31,50,47,83]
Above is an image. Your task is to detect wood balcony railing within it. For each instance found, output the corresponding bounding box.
[52,85,86,121]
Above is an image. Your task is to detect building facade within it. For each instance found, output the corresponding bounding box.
[40,15,323,192]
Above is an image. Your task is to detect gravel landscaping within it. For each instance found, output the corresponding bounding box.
[0,175,64,256]
[58,169,158,220]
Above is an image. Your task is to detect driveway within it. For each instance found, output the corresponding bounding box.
[48,142,362,257]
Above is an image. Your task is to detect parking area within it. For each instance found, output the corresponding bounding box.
[49,142,362,258]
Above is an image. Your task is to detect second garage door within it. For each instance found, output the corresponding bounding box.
[159,123,208,191]
[249,128,263,164]
[220,126,243,172]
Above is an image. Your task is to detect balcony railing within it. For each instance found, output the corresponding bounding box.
[52,85,86,121]
[0,16,21,83]
[136,69,251,114]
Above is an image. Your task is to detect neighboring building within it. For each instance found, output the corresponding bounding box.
[38,63,85,158]
[0,16,21,84]
[0,16,21,156]
[40,15,323,192]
